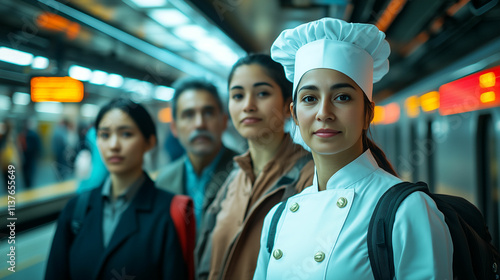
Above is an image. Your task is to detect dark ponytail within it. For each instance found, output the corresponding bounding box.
[363,97,398,177]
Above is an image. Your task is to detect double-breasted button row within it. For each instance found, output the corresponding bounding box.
[288,197,348,213]
[272,249,326,262]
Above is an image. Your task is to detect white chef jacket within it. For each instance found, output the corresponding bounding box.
[254,150,453,280]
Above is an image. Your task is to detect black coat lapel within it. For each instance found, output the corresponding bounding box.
[72,188,105,279]
[92,175,156,278]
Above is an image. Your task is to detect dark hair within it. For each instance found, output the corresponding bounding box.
[171,77,223,120]
[94,98,157,143]
[361,95,398,176]
[228,53,292,101]
[292,90,398,177]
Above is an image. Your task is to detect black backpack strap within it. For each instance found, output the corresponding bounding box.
[266,198,289,254]
[71,190,92,235]
[367,181,429,280]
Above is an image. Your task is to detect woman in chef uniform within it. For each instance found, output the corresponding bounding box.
[253,18,453,279]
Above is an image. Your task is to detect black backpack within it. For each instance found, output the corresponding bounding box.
[368,181,500,280]
[267,181,500,279]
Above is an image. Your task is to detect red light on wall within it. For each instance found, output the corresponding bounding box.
[384,102,401,124]
[372,103,400,125]
[31,77,84,102]
[439,66,500,115]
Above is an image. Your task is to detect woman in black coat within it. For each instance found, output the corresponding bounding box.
[45,98,189,280]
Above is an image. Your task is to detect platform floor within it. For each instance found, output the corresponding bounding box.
[0,222,55,280]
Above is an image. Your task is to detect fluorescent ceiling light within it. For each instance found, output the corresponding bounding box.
[155,86,175,101]
[81,103,99,118]
[193,37,225,53]
[192,36,241,67]
[0,47,34,66]
[69,65,92,81]
[123,78,140,92]
[129,0,167,8]
[136,81,154,96]
[149,9,189,27]
[90,70,108,85]
[13,92,31,105]
[34,101,63,114]
[0,95,11,110]
[38,0,216,80]
[173,25,207,41]
[32,56,50,69]
[106,73,124,88]
[207,45,240,67]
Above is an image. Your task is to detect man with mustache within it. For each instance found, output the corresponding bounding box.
[156,77,237,233]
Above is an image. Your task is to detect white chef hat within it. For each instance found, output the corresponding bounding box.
[271,17,390,101]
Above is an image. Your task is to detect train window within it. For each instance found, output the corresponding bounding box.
[477,114,499,247]
[426,120,435,192]
[409,122,418,182]
[393,124,401,173]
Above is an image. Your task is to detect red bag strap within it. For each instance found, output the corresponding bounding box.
[170,195,195,280]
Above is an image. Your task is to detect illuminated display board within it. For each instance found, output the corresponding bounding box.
[439,65,500,115]
[31,77,84,102]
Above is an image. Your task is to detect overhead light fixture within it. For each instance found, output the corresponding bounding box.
[0,47,34,66]
[192,37,224,53]
[0,95,11,110]
[129,0,167,8]
[69,65,92,81]
[106,73,124,88]
[207,45,239,67]
[192,37,239,66]
[149,9,189,27]
[123,78,140,92]
[173,25,207,41]
[38,0,220,80]
[13,92,31,105]
[155,86,175,101]
[81,103,99,118]
[32,56,50,69]
[34,101,63,114]
[136,81,154,96]
[90,70,108,85]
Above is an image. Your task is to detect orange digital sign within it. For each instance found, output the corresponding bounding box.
[31,77,84,102]
[439,66,500,115]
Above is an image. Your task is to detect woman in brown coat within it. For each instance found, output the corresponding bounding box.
[196,54,314,280]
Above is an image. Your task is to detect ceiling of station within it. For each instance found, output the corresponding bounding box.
[0,0,499,103]
[189,0,500,100]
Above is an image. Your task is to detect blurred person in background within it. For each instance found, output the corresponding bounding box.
[196,54,314,280]
[45,98,190,280]
[18,119,41,188]
[51,118,75,180]
[1,120,21,192]
[156,77,237,231]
